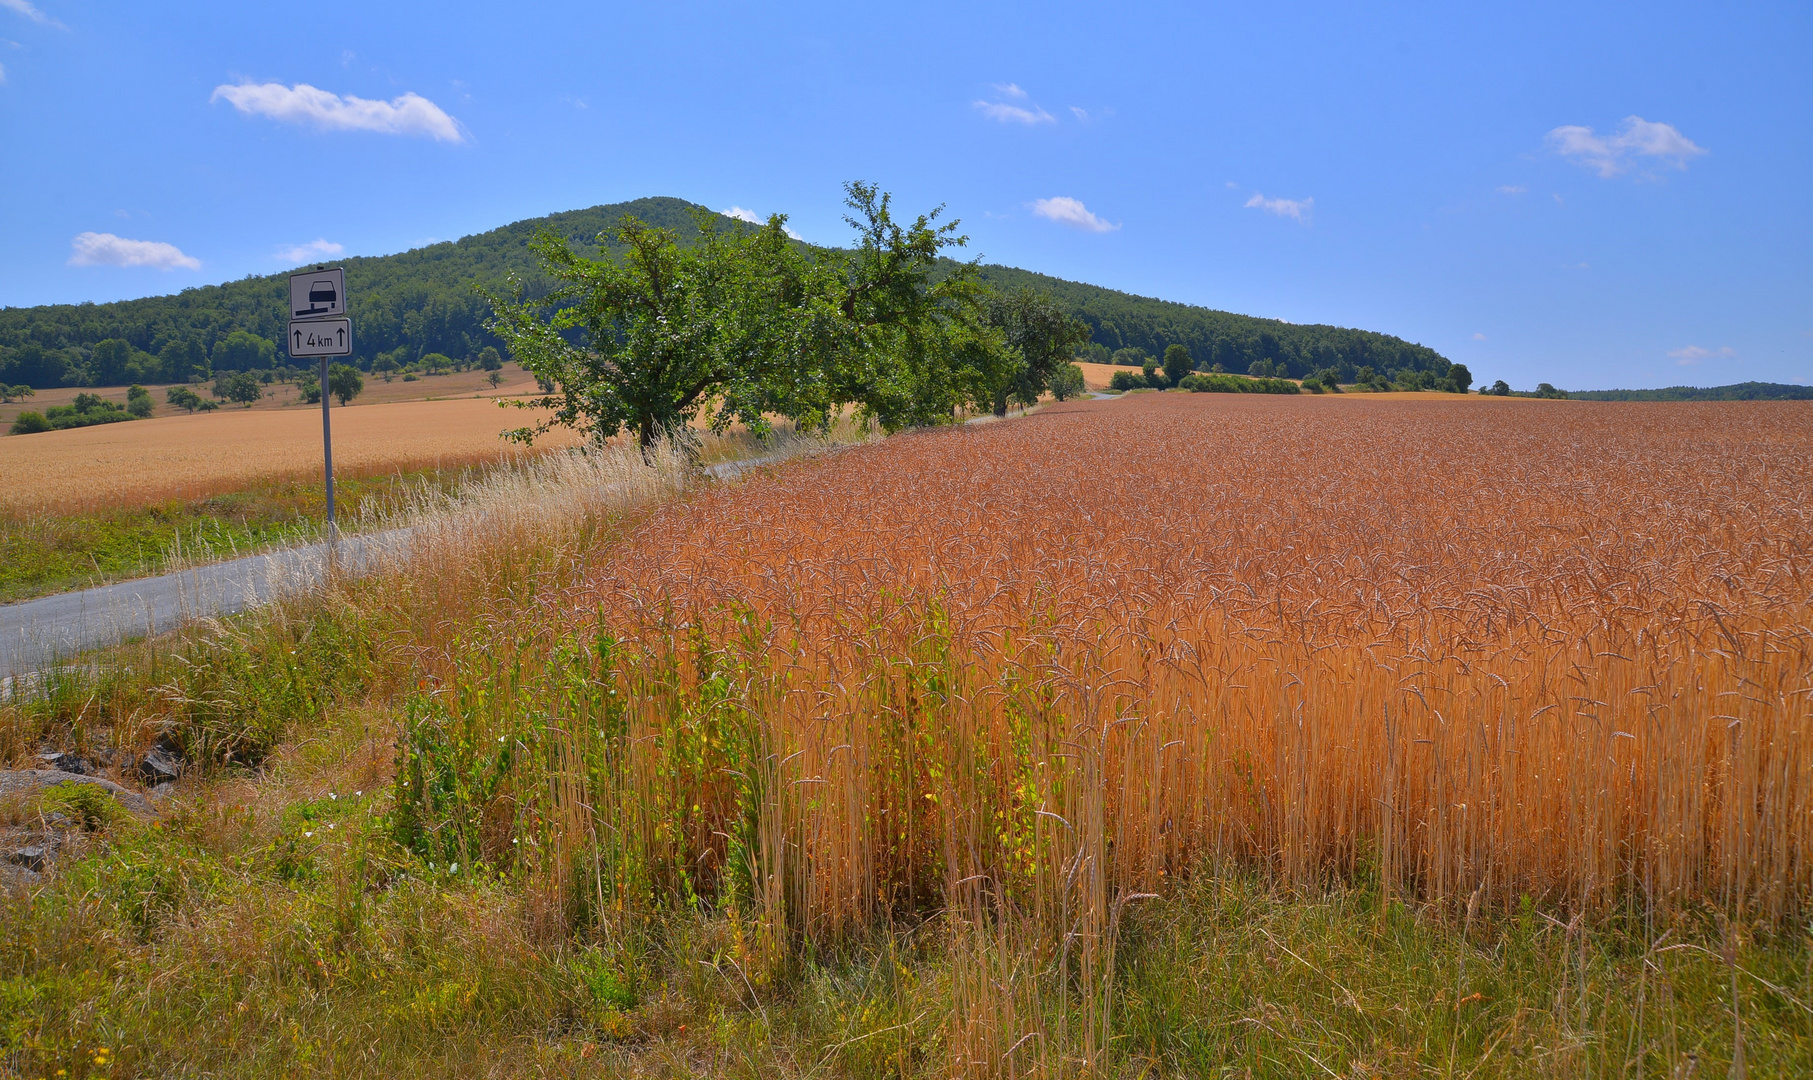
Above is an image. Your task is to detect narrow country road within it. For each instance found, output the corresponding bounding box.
[0,529,407,681]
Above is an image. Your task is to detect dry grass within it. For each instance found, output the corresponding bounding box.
[0,396,578,514]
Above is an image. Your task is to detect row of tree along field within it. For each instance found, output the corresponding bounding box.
[0,194,1461,393]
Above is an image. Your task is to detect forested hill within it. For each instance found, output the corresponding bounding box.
[1566,382,1813,402]
[1,196,1450,389]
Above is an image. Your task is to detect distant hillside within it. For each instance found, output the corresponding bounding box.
[1568,382,1813,402]
[1,197,1451,389]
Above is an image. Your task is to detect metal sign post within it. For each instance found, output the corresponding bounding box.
[287,268,352,548]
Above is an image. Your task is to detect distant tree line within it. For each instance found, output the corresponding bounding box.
[0,196,1460,394]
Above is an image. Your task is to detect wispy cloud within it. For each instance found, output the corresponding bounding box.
[975,100,1054,124]
[69,232,200,270]
[1472,333,1487,341]
[1,0,64,29]
[1667,344,1735,365]
[277,238,344,263]
[1496,185,1527,196]
[211,81,466,142]
[720,206,803,241]
[1547,116,1706,178]
[1245,192,1313,223]
[974,82,1054,125]
[1029,196,1117,233]
[0,61,6,84]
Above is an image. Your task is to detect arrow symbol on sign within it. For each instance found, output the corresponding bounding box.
[337,327,345,347]
[293,329,303,350]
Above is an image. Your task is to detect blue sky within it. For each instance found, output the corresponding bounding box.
[2,1,1808,390]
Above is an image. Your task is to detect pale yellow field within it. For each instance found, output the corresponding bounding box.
[1,396,577,513]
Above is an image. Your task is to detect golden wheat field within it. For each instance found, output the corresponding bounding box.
[0,395,576,513]
[463,393,1813,948]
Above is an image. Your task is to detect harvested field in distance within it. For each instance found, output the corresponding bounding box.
[460,393,1813,935]
[0,396,576,514]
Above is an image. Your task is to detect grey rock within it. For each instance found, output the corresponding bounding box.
[0,862,40,893]
[7,845,48,872]
[0,770,158,820]
[137,750,180,787]
[37,750,88,775]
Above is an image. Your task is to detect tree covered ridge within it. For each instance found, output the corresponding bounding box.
[1,195,1451,389]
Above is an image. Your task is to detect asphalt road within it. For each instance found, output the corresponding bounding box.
[0,528,408,681]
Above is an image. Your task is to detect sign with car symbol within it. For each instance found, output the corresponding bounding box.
[289,267,347,321]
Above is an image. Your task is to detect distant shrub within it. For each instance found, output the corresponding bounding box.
[126,384,154,418]
[1109,370,1148,392]
[1178,374,1301,395]
[8,410,51,435]
[37,392,140,430]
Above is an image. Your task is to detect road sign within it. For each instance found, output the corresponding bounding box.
[289,267,347,321]
[288,318,353,357]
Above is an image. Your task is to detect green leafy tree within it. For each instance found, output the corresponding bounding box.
[212,330,276,372]
[126,384,154,418]
[490,183,993,447]
[1142,355,1169,389]
[1048,362,1086,401]
[1535,382,1567,399]
[1077,342,1111,366]
[1,384,33,404]
[1489,379,1511,396]
[328,363,364,406]
[166,386,205,412]
[90,339,136,386]
[1248,358,1274,378]
[1110,347,1146,367]
[487,370,503,389]
[216,370,263,406]
[1163,344,1193,386]
[489,209,820,449]
[477,346,502,371]
[1444,363,1473,393]
[984,288,1091,416]
[158,338,210,384]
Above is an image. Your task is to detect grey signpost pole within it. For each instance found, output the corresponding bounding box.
[320,354,335,542]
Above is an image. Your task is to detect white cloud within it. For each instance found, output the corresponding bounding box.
[1,0,63,29]
[277,238,344,263]
[1496,185,1527,195]
[991,82,1027,99]
[211,81,465,142]
[68,232,200,270]
[1244,192,1313,223]
[975,99,1054,124]
[1472,332,1487,341]
[1225,181,1238,189]
[1547,116,1706,178]
[1667,345,1735,365]
[720,206,804,241]
[1029,196,1117,233]
[1069,105,1089,122]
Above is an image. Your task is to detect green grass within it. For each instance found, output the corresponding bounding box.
[0,464,506,605]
